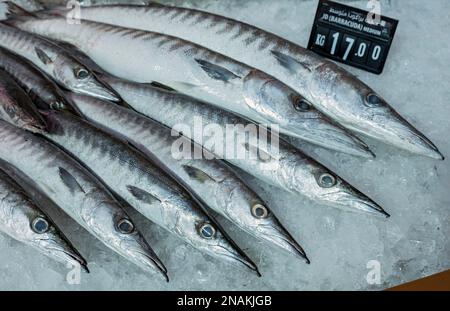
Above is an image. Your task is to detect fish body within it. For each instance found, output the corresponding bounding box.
[65,92,310,262]
[55,3,443,159]
[80,77,388,217]
[38,109,259,273]
[0,68,46,131]
[0,21,120,102]
[7,12,375,158]
[0,168,87,271]
[0,46,81,116]
[0,119,168,279]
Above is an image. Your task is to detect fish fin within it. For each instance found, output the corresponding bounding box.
[34,47,54,65]
[58,167,85,194]
[169,81,200,92]
[242,142,275,163]
[195,59,241,82]
[126,185,161,204]
[2,1,37,18]
[182,165,216,183]
[148,81,177,92]
[271,50,312,73]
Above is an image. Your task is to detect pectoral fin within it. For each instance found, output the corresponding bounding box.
[242,142,275,163]
[271,50,312,74]
[126,185,161,204]
[35,47,55,65]
[195,59,241,82]
[58,167,85,194]
[182,165,216,183]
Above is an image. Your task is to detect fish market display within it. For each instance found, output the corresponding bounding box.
[0,120,168,279]
[0,168,87,270]
[6,10,376,158]
[95,76,388,217]
[0,21,121,102]
[37,109,259,274]
[0,1,443,286]
[0,68,46,131]
[58,3,443,160]
[65,92,310,262]
[0,46,81,116]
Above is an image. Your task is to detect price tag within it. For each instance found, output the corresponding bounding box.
[308,0,399,74]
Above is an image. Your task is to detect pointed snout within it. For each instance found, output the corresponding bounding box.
[287,117,375,159]
[257,223,310,264]
[80,78,122,102]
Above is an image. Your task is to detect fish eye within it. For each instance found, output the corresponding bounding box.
[50,101,64,110]
[251,204,269,219]
[293,96,312,112]
[31,217,50,234]
[198,222,216,239]
[116,218,135,234]
[74,67,90,80]
[318,173,337,188]
[365,93,383,107]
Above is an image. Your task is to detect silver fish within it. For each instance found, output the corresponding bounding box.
[37,109,260,274]
[89,76,389,217]
[0,46,82,116]
[0,19,120,102]
[53,3,443,160]
[6,10,376,159]
[65,92,310,263]
[0,119,168,280]
[0,168,88,271]
[0,68,47,131]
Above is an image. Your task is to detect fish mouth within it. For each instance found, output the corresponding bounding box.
[382,115,444,160]
[130,248,169,282]
[258,223,310,264]
[40,243,89,272]
[321,188,389,217]
[286,118,375,158]
[214,244,261,277]
[77,79,122,102]
[124,236,169,281]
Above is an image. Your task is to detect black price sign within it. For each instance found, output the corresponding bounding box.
[308,0,398,74]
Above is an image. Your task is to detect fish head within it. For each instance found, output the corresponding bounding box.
[243,70,373,157]
[222,186,309,262]
[309,63,443,159]
[174,205,260,275]
[52,55,121,102]
[85,200,168,280]
[22,209,88,271]
[0,91,46,133]
[295,161,389,217]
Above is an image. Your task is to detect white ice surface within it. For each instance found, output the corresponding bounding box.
[0,0,448,290]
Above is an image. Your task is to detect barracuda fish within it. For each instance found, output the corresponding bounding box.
[50,3,444,160]
[0,47,82,116]
[4,9,376,159]
[0,68,47,131]
[36,109,259,274]
[85,76,389,217]
[0,21,120,102]
[63,92,310,263]
[0,120,168,280]
[0,168,88,271]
